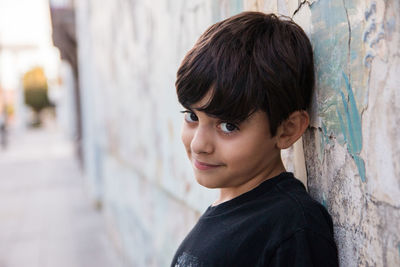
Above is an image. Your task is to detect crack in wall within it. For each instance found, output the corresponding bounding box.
[368,192,400,210]
[292,0,312,18]
[287,0,399,265]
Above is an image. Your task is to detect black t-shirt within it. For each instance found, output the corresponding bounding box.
[171,172,338,267]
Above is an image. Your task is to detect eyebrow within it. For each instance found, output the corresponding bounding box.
[182,108,218,118]
[182,105,255,125]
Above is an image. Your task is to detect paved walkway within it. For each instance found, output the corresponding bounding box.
[0,126,124,267]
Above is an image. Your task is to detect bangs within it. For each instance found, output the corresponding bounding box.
[176,19,268,124]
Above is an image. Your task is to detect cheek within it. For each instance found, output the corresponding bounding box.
[181,124,193,154]
[216,137,250,165]
[221,133,275,165]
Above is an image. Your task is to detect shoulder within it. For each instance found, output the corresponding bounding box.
[254,176,338,265]
[275,176,333,235]
[252,175,335,245]
[263,227,339,267]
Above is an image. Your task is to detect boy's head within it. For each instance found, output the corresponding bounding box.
[176,12,314,137]
[176,12,314,190]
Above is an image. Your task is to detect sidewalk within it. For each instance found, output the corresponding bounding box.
[0,126,123,267]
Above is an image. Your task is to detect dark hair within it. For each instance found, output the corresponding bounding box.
[176,11,314,136]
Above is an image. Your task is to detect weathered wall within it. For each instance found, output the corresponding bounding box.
[298,0,400,266]
[76,0,400,266]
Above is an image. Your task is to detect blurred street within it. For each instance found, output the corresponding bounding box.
[0,126,123,267]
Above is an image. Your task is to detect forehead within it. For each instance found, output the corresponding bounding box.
[190,90,213,110]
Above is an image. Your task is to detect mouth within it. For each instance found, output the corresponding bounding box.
[193,159,223,171]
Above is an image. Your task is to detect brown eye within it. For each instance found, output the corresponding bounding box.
[219,122,238,134]
[184,111,198,123]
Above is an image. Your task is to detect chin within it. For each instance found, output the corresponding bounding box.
[194,175,221,189]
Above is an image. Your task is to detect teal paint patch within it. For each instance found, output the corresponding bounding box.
[318,125,325,162]
[310,0,368,182]
[310,0,351,141]
[342,73,362,154]
[337,73,366,182]
[318,136,324,162]
[322,193,328,209]
[321,122,329,142]
[336,107,348,144]
[353,155,366,182]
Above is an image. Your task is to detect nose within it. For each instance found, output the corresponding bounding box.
[191,125,214,155]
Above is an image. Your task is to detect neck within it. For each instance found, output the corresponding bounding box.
[212,157,286,207]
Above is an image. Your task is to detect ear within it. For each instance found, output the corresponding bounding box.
[276,111,310,149]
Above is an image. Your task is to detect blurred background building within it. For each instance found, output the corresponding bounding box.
[49,0,81,159]
[0,1,120,267]
[0,0,58,131]
[0,0,399,266]
[0,0,78,142]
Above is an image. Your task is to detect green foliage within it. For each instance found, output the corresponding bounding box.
[23,67,51,113]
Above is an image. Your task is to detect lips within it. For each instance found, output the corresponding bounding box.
[193,159,222,171]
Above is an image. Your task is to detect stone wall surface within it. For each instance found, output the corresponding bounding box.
[75,0,400,266]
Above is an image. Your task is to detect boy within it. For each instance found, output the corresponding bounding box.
[171,12,338,266]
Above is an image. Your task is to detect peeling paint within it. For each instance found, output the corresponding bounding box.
[311,0,351,141]
[341,73,362,155]
[310,0,368,182]
[338,72,365,182]
[303,0,399,265]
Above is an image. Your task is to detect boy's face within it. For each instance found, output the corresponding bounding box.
[181,93,283,190]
